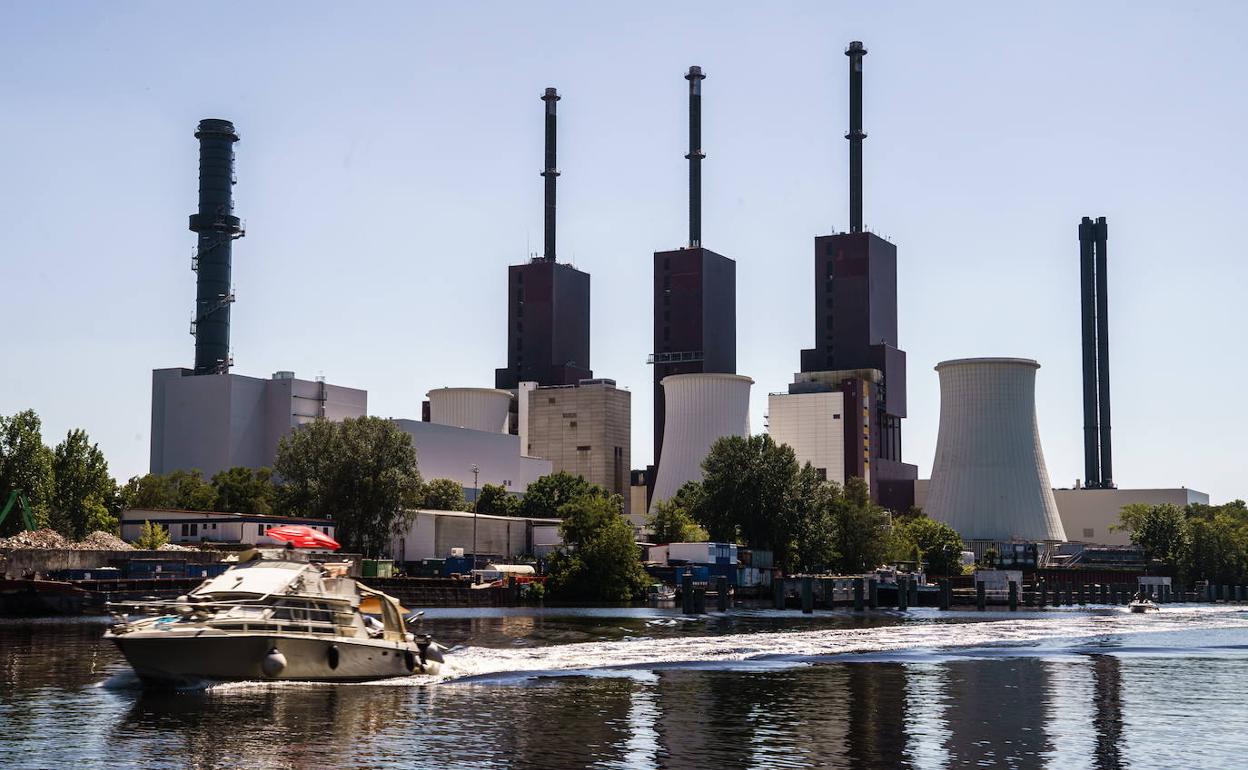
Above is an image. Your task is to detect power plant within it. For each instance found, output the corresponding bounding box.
[189,119,244,376]
[1079,216,1114,489]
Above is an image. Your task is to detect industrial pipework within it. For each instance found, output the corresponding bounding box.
[685,65,706,248]
[845,41,867,234]
[540,87,560,262]
[189,118,243,375]
[1078,216,1114,488]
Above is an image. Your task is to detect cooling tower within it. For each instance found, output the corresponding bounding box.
[925,358,1066,542]
[649,373,753,512]
[426,388,513,434]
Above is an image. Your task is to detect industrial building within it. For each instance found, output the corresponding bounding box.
[151,368,367,477]
[495,88,592,392]
[649,67,738,501]
[778,41,916,511]
[121,508,336,547]
[924,358,1067,544]
[389,509,563,564]
[393,417,551,501]
[522,379,631,510]
[649,373,752,510]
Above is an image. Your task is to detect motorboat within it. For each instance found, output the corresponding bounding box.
[104,548,445,686]
[647,583,677,603]
[1128,597,1160,613]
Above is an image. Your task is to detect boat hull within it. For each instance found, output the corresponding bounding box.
[108,631,442,686]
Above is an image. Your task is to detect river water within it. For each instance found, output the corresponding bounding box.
[3,605,1248,769]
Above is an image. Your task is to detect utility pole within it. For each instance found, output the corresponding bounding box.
[471,464,480,569]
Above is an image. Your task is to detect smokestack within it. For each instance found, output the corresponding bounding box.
[1094,216,1113,487]
[845,41,867,233]
[685,66,706,248]
[1078,217,1100,487]
[540,87,560,262]
[189,118,242,375]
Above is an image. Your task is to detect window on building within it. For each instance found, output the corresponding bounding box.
[1083,528,1095,539]
[832,414,841,420]
[548,397,556,404]
[816,468,827,481]
[569,421,577,429]
[562,412,577,418]
[577,445,591,451]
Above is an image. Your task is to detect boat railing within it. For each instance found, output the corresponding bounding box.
[107,596,361,638]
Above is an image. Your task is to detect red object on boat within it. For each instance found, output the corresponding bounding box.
[263,524,340,551]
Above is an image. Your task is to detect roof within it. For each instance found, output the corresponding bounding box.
[122,508,333,526]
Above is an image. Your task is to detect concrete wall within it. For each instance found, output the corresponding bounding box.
[151,368,367,477]
[392,420,551,495]
[0,548,230,578]
[526,382,631,510]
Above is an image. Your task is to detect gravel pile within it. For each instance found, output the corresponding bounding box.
[76,531,133,551]
[0,529,69,549]
[158,542,193,551]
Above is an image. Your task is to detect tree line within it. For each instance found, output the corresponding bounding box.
[1117,500,1248,586]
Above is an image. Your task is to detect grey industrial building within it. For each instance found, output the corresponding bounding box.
[524,379,631,511]
[391,418,551,500]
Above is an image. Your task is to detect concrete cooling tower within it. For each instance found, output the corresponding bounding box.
[925,358,1066,542]
[649,373,753,513]
[426,388,513,434]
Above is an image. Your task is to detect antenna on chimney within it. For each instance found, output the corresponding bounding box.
[685,66,706,248]
[845,41,867,234]
[540,87,560,262]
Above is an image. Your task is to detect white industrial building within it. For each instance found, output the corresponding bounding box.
[767,389,846,485]
[389,509,563,563]
[924,358,1067,543]
[391,419,551,500]
[650,373,753,512]
[150,368,367,478]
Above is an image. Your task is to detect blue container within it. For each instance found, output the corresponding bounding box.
[126,559,187,579]
[185,563,231,579]
[441,556,473,577]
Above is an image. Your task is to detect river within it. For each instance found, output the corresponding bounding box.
[3,605,1248,769]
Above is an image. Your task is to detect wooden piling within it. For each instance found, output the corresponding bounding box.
[976,581,986,611]
[716,575,729,612]
[773,577,785,610]
[868,578,879,609]
[854,578,865,611]
[898,577,909,611]
[801,576,814,614]
[681,572,694,614]
[1008,580,1018,611]
[938,578,950,610]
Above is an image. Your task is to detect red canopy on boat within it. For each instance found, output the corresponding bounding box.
[263,524,340,551]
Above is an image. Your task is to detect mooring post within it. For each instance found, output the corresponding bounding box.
[773,577,785,610]
[938,578,950,610]
[1008,580,1018,611]
[1078,583,1086,606]
[854,577,865,611]
[976,581,986,611]
[716,575,729,612]
[909,578,920,607]
[681,571,694,614]
[801,576,814,614]
[898,576,909,610]
[1065,584,1074,606]
[868,578,879,609]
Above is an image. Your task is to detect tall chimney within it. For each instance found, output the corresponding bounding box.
[540,87,560,262]
[1078,217,1100,487]
[685,66,706,248]
[1094,216,1113,487]
[189,118,242,375]
[846,41,867,233]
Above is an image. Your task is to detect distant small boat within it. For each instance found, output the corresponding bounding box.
[1128,598,1159,613]
[647,583,676,602]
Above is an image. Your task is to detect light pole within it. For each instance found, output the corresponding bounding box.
[471,464,480,568]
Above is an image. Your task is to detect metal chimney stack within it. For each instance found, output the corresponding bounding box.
[845,41,867,234]
[685,65,706,248]
[540,87,560,262]
[1078,216,1114,488]
[189,118,242,375]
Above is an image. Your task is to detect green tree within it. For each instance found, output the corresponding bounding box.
[519,471,604,519]
[830,476,893,573]
[131,520,170,550]
[1181,512,1248,585]
[121,469,217,511]
[51,429,118,538]
[274,416,422,557]
[1116,503,1188,566]
[211,466,275,514]
[790,464,839,573]
[421,478,469,511]
[896,515,964,577]
[0,410,55,534]
[647,497,708,544]
[475,483,519,516]
[546,494,648,602]
[696,434,802,565]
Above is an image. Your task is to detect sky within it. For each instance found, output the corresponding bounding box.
[1,2,1245,501]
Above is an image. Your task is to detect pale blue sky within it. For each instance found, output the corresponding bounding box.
[2,2,1245,501]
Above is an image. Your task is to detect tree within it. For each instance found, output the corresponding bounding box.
[647,497,708,544]
[696,434,802,565]
[896,516,964,577]
[475,483,519,516]
[789,464,839,573]
[546,494,648,602]
[421,478,469,512]
[211,466,275,514]
[275,416,422,557]
[830,477,893,573]
[1181,512,1248,585]
[519,471,604,519]
[131,520,170,550]
[1117,503,1187,565]
[51,429,118,538]
[0,410,55,534]
[121,470,217,512]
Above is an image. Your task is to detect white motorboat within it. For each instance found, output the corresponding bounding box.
[105,550,445,686]
[1128,598,1159,613]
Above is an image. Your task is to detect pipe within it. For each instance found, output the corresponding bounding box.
[1078,217,1100,487]
[540,87,560,262]
[685,66,706,248]
[1094,216,1113,487]
[845,41,867,233]
[189,118,242,375]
